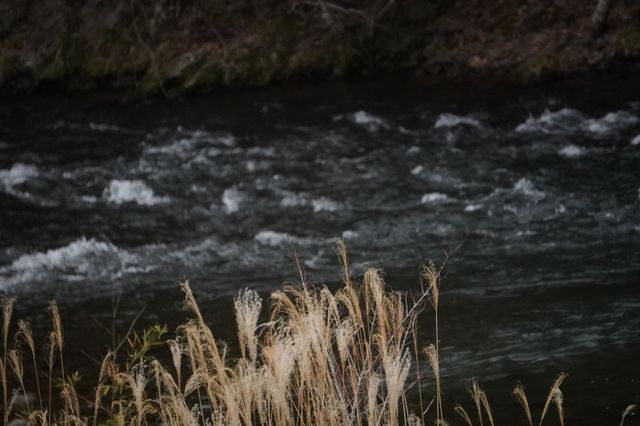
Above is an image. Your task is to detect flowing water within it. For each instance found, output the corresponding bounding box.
[1,77,639,424]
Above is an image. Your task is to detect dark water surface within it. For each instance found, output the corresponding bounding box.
[1,77,639,424]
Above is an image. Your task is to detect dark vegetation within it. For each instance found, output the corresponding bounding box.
[1,0,640,96]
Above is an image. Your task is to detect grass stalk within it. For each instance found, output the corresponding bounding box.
[0,245,622,425]
[2,297,16,425]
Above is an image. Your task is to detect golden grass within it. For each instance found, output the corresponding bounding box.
[0,242,632,425]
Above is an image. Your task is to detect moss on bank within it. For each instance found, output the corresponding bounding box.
[1,0,640,95]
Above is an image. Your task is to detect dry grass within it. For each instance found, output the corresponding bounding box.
[0,242,631,425]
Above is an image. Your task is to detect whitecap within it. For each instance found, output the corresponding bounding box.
[254,230,291,246]
[583,111,638,134]
[0,237,138,287]
[0,163,38,189]
[513,178,534,193]
[145,138,197,156]
[304,253,324,269]
[517,108,638,135]
[585,121,607,134]
[558,145,585,158]
[582,111,638,134]
[515,108,582,133]
[421,192,450,204]
[144,131,235,159]
[411,165,424,175]
[103,180,168,206]
[513,178,545,200]
[464,203,482,212]
[434,113,482,129]
[145,139,223,159]
[342,230,358,239]
[425,171,462,186]
[598,111,637,125]
[280,192,307,208]
[312,197,339,212]
[190,130,235,147]
[222,187,242,213]
[631,135,640,146]
[503,204,519,214]
[168,238,229,267]
[335,110,390,132]
[245,160,272,172]
[406,146,421,155]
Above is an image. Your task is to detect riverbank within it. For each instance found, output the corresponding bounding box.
[1,0,640,96]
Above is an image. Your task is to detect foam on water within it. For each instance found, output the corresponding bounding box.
[631,134,640,145]
[421,192,451,204]
[254,230,291,246]
[585,111,638,135]
[0,237,137,287]
[411,165,424,175]
[145,138,200,157]
[516,108,582,133]
[303,251,325,269]
[464,203,483,212]
[166,237,231,267]
[0,163,38,189]
[558,144,586,158]
[222,187,243,213]
[425,170,464,187]
[513,178,545,200]
[406,146,421,155]
[599,111,638,126]
[0,163,40,202]
[342,230,358,239]
[244,159,272,172]
[103,180,169,206]
[144,131,235,160]
[280,192,307,208]
[312,197,339,212]
[278,193,339,212]
[334,110,391,132]
[187,130,236,147]
[516,108,638,135]
[434,113,482,129]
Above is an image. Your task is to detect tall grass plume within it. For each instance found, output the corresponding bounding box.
[0,243,620,425]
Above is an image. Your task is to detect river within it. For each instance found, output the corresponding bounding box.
[1,76,639,424]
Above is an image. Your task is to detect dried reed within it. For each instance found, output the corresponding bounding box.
[0,243,615,425]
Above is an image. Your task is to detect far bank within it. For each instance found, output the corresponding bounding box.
[1,0,640,96]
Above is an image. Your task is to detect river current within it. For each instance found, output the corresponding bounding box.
[1,78,639,423]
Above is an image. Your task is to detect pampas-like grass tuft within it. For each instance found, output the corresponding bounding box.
[0,243,616,425]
